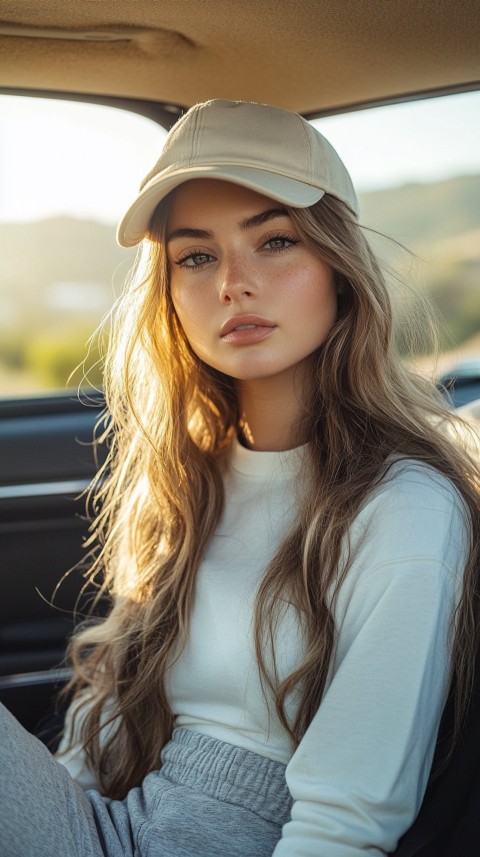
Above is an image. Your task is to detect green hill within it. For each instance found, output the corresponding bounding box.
[0,217,134,296]
[358,174,480,245]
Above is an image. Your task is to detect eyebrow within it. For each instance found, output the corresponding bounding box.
[240,207,288,231]
[166,207,289,244]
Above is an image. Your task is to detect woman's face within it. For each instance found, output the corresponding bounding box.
[167,180,337,389]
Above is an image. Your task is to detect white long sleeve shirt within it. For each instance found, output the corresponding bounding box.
[58,440,468,855]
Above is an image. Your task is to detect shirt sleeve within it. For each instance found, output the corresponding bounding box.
[273,463,468,857]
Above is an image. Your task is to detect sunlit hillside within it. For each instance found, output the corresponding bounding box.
[360,176,480,373]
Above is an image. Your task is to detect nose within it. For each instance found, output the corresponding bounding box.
[218,252,259,304]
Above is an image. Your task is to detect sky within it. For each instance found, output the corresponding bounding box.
[314,91,480,190]
[1,90,479,225]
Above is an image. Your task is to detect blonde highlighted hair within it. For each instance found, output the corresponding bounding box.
[63,194,480,799]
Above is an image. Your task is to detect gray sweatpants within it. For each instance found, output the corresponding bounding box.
[0,703,292,856]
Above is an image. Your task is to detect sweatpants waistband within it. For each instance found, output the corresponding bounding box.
[159,728,292,824]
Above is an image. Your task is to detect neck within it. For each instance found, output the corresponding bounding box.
[236,374,308,452]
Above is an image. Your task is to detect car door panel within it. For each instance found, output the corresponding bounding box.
[0,395,106,735]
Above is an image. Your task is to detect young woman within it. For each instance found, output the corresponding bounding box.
[1,98,479,857]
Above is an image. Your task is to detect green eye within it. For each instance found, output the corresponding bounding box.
[177,252,214,268]
[264,234,299,252]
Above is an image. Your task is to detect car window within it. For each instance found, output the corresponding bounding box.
[312,90,480,392]
[0,96,167,398]
[0,91,479,400]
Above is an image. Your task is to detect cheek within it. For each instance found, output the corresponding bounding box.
[171,284,197,330]
[170,283,211,353]
[295,263,337,327]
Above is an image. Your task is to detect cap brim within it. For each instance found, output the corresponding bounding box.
[116,165,325,247]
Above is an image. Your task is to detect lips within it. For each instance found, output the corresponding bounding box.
[220,315,275,337]
[220,315,277,346]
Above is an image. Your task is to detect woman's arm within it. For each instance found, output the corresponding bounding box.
[273,463,468,857]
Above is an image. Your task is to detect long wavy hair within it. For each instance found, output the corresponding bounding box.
[62,193,480,799]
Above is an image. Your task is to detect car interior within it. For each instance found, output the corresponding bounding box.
[1,1,480,843]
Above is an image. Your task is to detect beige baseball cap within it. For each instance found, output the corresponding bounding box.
[117,99,359,248]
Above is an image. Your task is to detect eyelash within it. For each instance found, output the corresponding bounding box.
[263,232,299,252]
[174,232,300,269]
[175,250,214,269]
